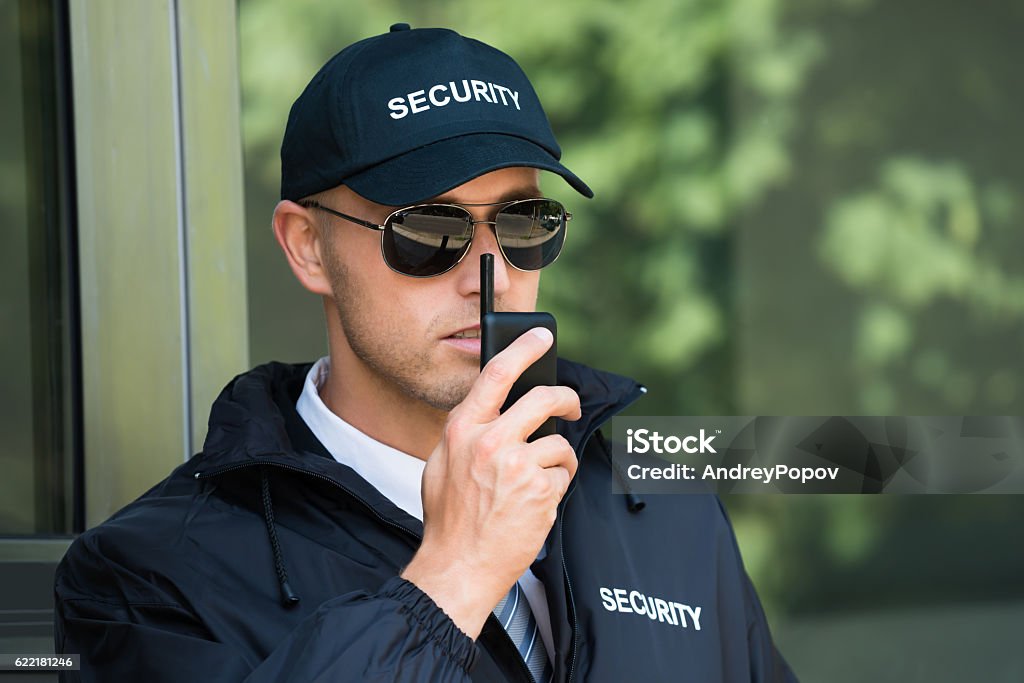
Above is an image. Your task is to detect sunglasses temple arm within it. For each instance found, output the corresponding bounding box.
[306,202,384,232]
[480,253,494,316]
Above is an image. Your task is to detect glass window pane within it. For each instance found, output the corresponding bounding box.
[0,0,78,536]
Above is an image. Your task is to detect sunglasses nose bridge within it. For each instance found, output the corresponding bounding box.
[465,218,501,255]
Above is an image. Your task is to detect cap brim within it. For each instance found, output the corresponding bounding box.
[343,133,593,206]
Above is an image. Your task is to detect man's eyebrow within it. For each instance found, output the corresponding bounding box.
[430,186,543,205]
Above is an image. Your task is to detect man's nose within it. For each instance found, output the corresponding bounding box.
[454,222,510,300]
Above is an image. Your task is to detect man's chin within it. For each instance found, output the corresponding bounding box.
[418,383,474,413]
[412,362,478,413]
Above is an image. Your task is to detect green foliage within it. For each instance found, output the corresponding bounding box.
[822,159,1022,313]
[819,158,1023,412]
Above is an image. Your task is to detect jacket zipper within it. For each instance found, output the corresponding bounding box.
[560,385,647,683]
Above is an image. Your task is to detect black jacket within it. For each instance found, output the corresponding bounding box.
[55,359,796,682]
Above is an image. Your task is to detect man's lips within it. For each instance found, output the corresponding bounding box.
[443,324,482,354]
[444,324,481,340]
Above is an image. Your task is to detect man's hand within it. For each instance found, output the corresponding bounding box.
[401,327,581,639]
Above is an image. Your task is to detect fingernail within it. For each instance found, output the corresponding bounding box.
[530,327,553,343]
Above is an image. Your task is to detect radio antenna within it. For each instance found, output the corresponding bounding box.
[480,253,494,317]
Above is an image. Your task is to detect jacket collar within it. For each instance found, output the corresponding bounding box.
[201,358,643,464]
[191,358,645,532]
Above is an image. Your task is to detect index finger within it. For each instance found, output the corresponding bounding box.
[461,327,554,422]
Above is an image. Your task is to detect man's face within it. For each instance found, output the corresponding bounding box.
[319,167,543,412]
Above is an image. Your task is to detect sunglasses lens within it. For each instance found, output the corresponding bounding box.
[495,199,567,271]
[383,206,472,276]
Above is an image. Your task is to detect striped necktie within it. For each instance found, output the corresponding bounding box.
[493,581,553,683]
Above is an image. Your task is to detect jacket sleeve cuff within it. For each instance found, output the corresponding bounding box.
[378,575,479,673]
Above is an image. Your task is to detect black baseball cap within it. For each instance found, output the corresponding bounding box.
[280,23,593,205]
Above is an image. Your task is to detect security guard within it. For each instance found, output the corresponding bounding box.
[55,24,797,682]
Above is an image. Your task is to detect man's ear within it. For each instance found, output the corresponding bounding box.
[272,200,334,296]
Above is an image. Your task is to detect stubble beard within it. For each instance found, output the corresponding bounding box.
[324,250,476,414]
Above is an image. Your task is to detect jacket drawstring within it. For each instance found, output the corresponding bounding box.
[612,463,647,513]
[260,466,301,607]
[596,431,646,513]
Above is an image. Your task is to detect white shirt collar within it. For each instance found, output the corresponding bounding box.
[295,356,425,521]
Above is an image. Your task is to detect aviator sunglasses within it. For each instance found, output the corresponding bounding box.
[299,197,571,278]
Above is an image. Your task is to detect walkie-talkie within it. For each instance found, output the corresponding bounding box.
[479,254,558,441]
